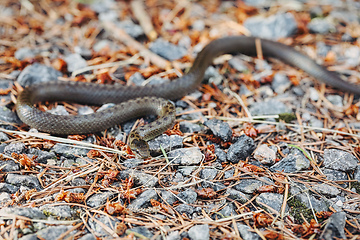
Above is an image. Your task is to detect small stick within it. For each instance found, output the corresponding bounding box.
[130,0,158,41]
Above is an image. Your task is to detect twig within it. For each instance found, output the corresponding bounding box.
[130,0,158,41]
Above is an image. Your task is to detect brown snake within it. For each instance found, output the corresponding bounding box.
[16,36,360,157]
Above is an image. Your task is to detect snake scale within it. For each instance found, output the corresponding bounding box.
[16,36,360,157]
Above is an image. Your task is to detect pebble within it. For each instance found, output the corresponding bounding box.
[204,119,232,142]
[168,147,203,165]
[0,207,46,219]
[256,192,288,213]
[228,56,248,72]
[148,134,183,156]
[51,143,89,159]
[6,173,42,191]
[39,205,74,219]
[64,53,88,73]
[253,144,276,165]
[174,204,195,216]
[17,63,62,87]
[244,13,298,40]
[0,183,19,194]
[236,223,260,240]
[203,66,223,85]
[249,99,291,116]
[271,73,291,94]
[14,47,39,60]
[47,105,69,115]
[149,39,187,61]
[86,192,116,208]
[0,106,22,127]
[227,135,255,163]
[188,224,210,240]
[179,121,203,133]
[129,170,158,188]
[313,183,341,198]
[87,214,120,238]
[319,212,346,240]
[161,190,177,205]
[270,148,310,173]
[308,18,336,34]
[234,178,266,194]
[290,183,329,212]
[323,149,358,172]
[128,189,158,209]
[177,189,198,204]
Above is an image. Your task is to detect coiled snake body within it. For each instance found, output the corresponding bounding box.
[16,36,360,157]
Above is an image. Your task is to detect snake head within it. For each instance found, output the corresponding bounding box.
[129,130,150,158]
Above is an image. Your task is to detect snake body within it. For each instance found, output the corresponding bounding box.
[16,36,360,156]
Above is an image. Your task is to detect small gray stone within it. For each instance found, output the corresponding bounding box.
[39,204,74,219]
[323,149,357,172]
[86,192,116,208]
[0,207,46,219]
[290,183,329,212]
[174,204,195,215]
[236,223,260,240]
[128,72,145,86]
[161,190,177,205]
[204,119,232,142]
[15,47,38,60]
[129,170,158,188]
[51,143,89,159]
[323,169,348,187]
[6,173,41,190]
[37,226,73,240]
[128,189,158,209]
[0,192,11,205]
[27,148,57,164]
[4,142,26,155]
[215,147,227,163]
[17,63,62,87]
[244,13,298,40]
[313,184,341,198]
[272,73,291,94]
[326,95,343,107]
[0,183,19,194]
[253,144,276,165]
[168,147,203,165]
[0,160,20,172]
[148,134,183,156]
[0,131,9,142]
[204,66,223,85]
[218,203,237,217]
[88,214,120,237]
[234,178,265,194]
[319,212,346,240]
[256,193,287,213]
[177,189,197,204]
[149,39,187,61]
[227,135,255,163]
[199,168,218,181]
[64,53,87,73]
[47,105,69,115]
[179,121,203,133]
[166,231,181,240]
[188,224,210,240]
[308,18,336,34]
[249,99,291,116]
[78,106,94,115]
[270,148,310,173]
[229,56,248,72]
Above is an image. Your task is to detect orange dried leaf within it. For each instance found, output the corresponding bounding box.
[196,188,218,199]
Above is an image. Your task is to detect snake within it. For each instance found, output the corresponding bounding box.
[16,36,360,157]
